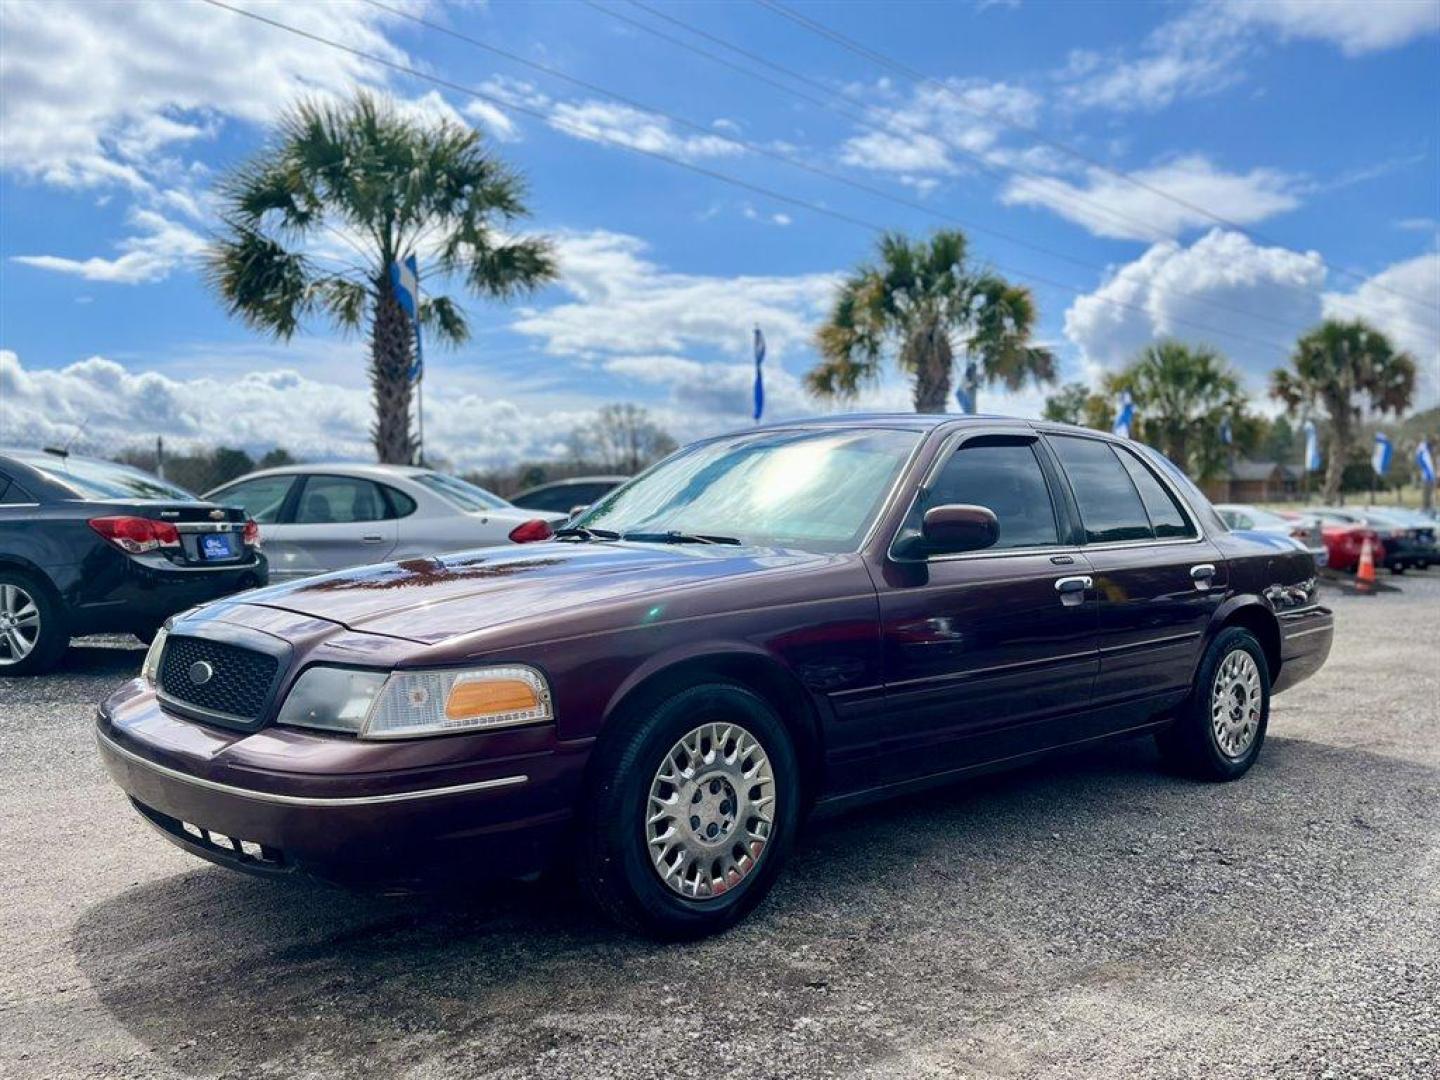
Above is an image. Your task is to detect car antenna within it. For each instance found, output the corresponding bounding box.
[46,413,93,459]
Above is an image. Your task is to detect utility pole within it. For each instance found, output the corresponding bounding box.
[156,435,165,480]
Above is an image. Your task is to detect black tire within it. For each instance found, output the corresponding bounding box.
[1156,626,1270,782]
[1391,563,1406,575]
[132,622,162,645]
[0,568,69,677]
[577,681,801,938]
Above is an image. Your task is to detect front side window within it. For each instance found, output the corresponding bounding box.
[294,476,386,524]
[1049,435,1153,544]
[912,437,1060,550]
[577,428,920,553]
[212,475,294,523]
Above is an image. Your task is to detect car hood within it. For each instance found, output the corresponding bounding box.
[234,540,829,645]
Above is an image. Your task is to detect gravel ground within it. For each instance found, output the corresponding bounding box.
[2,576,1437,1080]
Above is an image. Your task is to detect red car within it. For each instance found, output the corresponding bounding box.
[1282,513,1385,573]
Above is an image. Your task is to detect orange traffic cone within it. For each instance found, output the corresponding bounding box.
[1355,536,1376,595]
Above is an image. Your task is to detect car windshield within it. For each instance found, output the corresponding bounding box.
[13,452,197,501]
[575,427,921,553]
[412,471,510,512]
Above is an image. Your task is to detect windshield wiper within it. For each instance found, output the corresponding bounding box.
[621,530,741,545]
[553,525,621,541]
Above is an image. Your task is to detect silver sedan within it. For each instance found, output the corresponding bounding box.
[206,464,565,581]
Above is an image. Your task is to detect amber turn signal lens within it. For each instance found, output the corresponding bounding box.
[444,678,539,720]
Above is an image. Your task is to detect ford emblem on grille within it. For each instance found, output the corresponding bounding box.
[188,660,215,685]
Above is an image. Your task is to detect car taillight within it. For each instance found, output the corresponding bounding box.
[88,515,180,554]
[243,519,261,547]
[508,519,554,544]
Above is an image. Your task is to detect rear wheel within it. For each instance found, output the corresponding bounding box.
[0,570,69,676]
[1156,626,1270,781]
[578,681,800,938]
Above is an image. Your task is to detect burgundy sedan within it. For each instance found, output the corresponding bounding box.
[96,416,1334,937]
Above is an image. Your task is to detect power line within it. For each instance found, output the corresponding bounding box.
[753,0,1440,313]
[197,0,1320,362]
[611,0,1434,338]
[364,0,1346,345]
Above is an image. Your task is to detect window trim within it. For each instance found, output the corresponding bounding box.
[886,427,1075,564]
[1039,431,1206,551]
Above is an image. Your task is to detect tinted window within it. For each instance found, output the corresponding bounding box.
[1116,448,1193,538]
[919,438,1059,549]
[294,476,386,524]
[512,485,577,513]
[1049,436,1152,543]
[213,475,294,524]
[10,452,196,501]
[383,486,417,518]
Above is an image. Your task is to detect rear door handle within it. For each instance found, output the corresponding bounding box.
[1055,575,1092,606]
[1190,563,1216,590]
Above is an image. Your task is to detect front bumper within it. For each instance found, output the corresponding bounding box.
[96,681,584,889]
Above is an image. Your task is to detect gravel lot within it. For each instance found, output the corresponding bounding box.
[2,576,1437,1080]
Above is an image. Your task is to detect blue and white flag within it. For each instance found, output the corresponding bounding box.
[1417,439,1436,484]
[955,362,977,415]
[1371,432,1393,476]
[1219,415,1233,445]
[1303,418,1321,472]
[752,325,766,423]
[1112,390,1135,440]
[389,254,423,383]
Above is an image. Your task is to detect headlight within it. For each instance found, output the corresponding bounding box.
[276,664,552,739]
[141,625,169,684]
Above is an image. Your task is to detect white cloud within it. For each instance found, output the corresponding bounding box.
[546,100,741,162]
[0,0,409,191]
[1323,254,1440,407]
[11,209,207,284]
[838,77,1043,178]
[1064,229,1326,382]
[1223,0,1440,56]
[462,99,520,142]
[1002,155,1300,241]
[513,230,838,360]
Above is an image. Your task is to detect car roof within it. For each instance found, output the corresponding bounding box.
[210,462,436,485]
[759,412,1034,433]
[518,475,628,490]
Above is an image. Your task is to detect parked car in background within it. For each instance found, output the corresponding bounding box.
[1305,507,1428,573]
[205,465,567,581]
[1356,508,1435,570]
[0,449,265,674]
[1214,503,1327,567]
[509,475,627,516]
[98,416,1331,936]
[1283,512,1386,574]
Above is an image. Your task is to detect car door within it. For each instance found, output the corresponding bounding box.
[1045,434,1226,721]
[865,429,1100,786]
[274,474,399,578]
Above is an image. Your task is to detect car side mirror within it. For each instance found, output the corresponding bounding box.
[919,503,999,555]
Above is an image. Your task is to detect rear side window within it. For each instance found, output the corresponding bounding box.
[294,476,387,524]
[919,437,1060,549]
[1116,448,1193,538]
[1049,435,1152,544]
[213,475,294,524]
[382,485,417,518]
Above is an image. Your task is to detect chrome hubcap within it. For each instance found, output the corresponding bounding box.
[647,721,776,901]
[0,584,40,665]
[1211,648,1262,758]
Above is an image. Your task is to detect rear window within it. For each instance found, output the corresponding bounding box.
[1115,447,1193,538]
[1049,435,1152,543]
[412,472,509,512]
[11,453,196,501]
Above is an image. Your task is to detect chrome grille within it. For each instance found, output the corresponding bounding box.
[158,634,279,724]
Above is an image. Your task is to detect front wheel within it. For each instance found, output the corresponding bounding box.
[1156,626,1270,781]
[578,681,800,938]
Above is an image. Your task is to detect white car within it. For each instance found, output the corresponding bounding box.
[206,465,565,581]
[1214,503,1327,568]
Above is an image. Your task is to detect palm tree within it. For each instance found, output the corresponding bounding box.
[806,231,1056,413]
[206,92,556,464]
[1105,340,1246,479]
[1270,319,1417,503]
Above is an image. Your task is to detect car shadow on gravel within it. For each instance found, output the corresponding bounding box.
[70,733,1439,1077]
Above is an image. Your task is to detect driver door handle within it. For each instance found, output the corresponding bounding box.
[360,534,386,544]
[1054,575,1092,606]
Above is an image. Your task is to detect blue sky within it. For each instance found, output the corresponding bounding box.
[1,0,1437,469]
